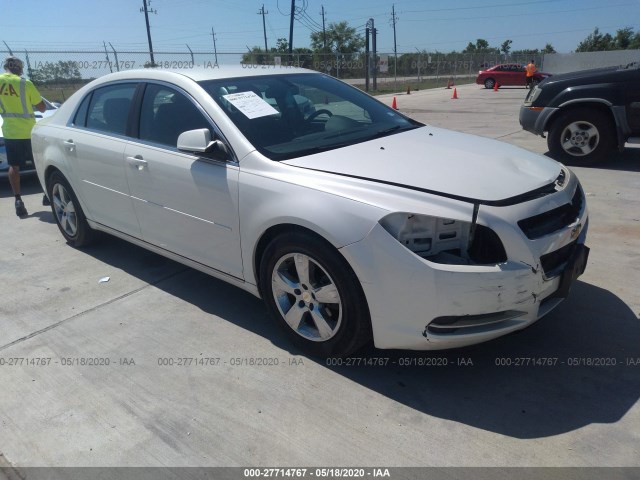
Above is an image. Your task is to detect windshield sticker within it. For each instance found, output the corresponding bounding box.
[222,91,279,119]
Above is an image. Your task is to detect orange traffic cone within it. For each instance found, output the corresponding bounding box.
[392,96,398,109]
[406,85,411,95]
[493,82,499,92]
[451,88,458,99]
[446,76,454,89]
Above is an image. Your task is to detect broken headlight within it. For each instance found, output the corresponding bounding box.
[379,213,507,265]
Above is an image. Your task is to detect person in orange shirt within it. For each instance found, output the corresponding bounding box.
[525,59,537,89]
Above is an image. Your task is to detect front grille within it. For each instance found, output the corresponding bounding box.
[540,241,576,276]
[518,185,584,240]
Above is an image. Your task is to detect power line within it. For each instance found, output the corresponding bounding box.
[296,16,321,34]
[400,2,638,23]
[401,0,562,14]
[298,10,323,30]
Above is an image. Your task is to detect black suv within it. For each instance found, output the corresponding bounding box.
[520,62,640,165]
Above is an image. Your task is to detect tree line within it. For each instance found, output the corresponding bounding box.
[242,22,640,60]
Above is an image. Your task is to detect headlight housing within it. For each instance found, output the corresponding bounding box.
[524,85,543,106]
[379,213,507,265]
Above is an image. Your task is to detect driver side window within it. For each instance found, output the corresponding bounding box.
[139,84,211,147]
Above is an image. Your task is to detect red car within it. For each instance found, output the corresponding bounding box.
[476,63,550,89]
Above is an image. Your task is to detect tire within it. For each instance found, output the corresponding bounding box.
[47,171,97,247]
[484,78,495,89]
[547,108,615,166]
[259,231,371,358]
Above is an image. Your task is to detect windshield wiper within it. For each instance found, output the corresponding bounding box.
[370,125,418,139]
[322,126,369,140]
[269,142,352,160]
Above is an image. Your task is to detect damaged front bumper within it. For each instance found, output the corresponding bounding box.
[340,172,589,351]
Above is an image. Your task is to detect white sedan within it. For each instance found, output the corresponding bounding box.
[31,67,589,357]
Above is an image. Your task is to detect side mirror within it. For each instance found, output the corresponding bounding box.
[177,128,230,161]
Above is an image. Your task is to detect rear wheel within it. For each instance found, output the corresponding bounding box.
[47,171,97,247]
[259,231,371,357]
[547,108,615,165]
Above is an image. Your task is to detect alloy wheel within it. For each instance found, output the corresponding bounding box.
[271,252,342,342]
[52,183,78,238]
[560,120,600,157]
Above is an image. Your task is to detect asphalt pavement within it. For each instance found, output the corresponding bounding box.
[0,83,639,473]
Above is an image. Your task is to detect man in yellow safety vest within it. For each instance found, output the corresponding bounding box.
[0,56,46,218]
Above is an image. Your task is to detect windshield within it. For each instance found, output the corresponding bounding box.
[199,73,421,161]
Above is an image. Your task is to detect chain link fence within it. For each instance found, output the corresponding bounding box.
[0,48,545,102]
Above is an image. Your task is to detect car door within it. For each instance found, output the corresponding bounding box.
[67,82,141,237]
[124,82,243,278]
[504,64,519,85]
[625,68,640,135]
[496,65,512,85]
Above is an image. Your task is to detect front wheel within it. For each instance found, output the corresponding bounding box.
[259,232,371,357]
[484,78,495,89]
[47,171,97,247]
[547,108,615,165]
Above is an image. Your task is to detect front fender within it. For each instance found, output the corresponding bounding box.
[238,158,387,286]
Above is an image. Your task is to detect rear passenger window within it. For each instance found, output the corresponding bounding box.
[86,84,137,136]
[72,93,91,127]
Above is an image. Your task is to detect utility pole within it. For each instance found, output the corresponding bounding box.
[372,22,377,91]
[366,19,377,91]
[140,0,157,66]
[288,0,295,55]
[210,28,218,66]
[365,20,371,92]
[258,5,269,52]
[320,5,327,52]
[391,5,398,86]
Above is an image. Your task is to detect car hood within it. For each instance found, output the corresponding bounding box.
[282,126,562,204]
[543,65,626,85]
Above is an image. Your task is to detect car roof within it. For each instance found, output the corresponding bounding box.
[89,66,317,84]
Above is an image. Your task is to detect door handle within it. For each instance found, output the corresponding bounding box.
[126,155,148,171]
[63,139,75,152]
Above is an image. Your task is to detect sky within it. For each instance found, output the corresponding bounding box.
[1,0,639,55]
